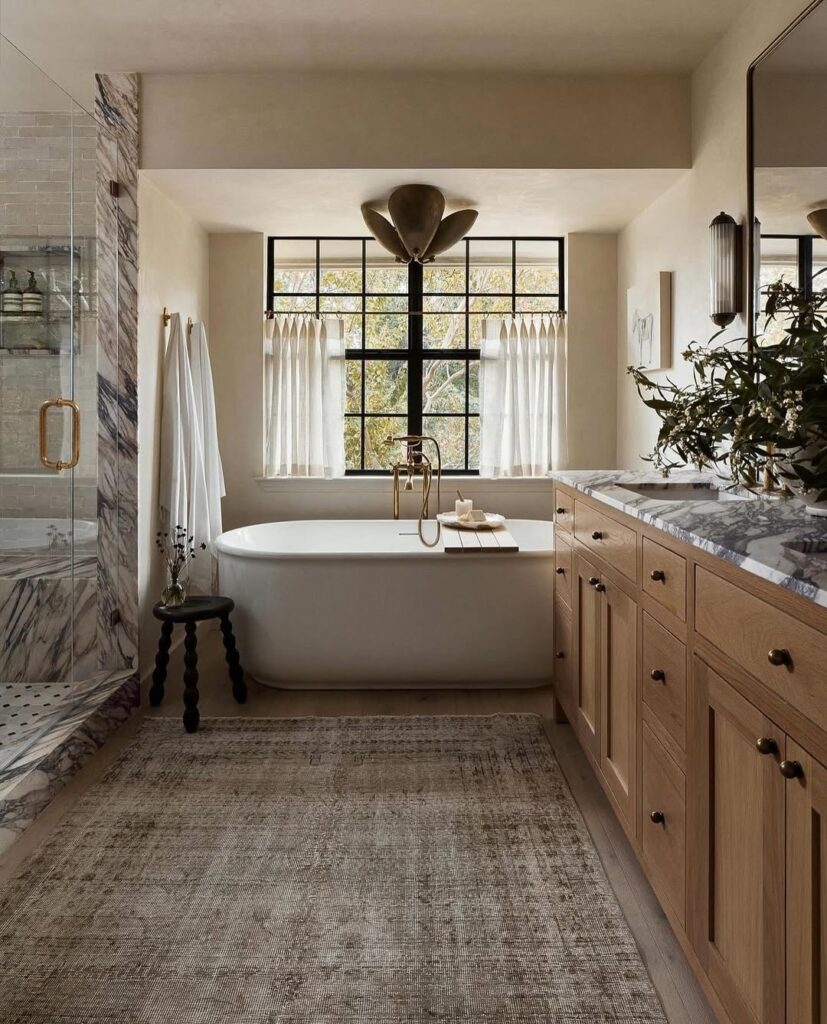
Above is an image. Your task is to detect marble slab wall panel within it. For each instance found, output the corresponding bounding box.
[0,575,95,683]
[94,74,138,672]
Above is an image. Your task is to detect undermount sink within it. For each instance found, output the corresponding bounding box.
[614,482,755,503]
[782,538,827,556]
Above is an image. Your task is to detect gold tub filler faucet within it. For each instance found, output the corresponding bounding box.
[386,434,442,547]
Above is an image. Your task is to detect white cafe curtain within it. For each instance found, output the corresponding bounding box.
[264,315,346,478]
[479,313,568,477]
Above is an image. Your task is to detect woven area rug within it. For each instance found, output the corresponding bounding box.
[0,715,666,1023]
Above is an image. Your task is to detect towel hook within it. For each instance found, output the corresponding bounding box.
[162,306,171,327]
[186,317,194,336]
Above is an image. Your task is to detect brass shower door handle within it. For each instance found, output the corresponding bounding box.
[39,398,80,471]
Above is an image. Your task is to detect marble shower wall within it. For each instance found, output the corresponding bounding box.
[94,74,139,673]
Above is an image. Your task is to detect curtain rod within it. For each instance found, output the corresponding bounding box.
[264,309,566,320]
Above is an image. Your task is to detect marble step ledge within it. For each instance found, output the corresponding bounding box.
[0,669,138,855]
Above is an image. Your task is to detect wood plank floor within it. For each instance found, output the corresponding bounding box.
[0,625,716,1024]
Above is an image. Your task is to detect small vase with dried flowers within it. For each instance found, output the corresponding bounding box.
[156,526,207,608]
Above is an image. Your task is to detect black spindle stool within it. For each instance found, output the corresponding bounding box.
[151,596,247,732]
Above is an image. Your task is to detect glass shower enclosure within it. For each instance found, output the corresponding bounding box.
[0,37,121,783]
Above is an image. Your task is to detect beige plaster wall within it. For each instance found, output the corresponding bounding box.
[136,174,210,676]
[616,0,810,469]
[140,72,690,171]
[207,231,617,531]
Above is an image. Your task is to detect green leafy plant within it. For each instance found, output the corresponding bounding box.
[627,279,827,502]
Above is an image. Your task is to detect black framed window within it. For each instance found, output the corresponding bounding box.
[267,235,565,474]
[758,234,827,344]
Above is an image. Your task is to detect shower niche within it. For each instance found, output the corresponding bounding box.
[0,237,95,352]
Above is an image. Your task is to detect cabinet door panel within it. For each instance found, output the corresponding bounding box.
[553,602,575,722]
[786,740,827,1024]
[600,578,638,830]
[575,554,601,764]
[688,658,785,1024]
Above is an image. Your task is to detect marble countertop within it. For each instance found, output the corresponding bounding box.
[550,469,827,609]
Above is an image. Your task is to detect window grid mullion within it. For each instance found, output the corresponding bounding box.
[268,234,564,473]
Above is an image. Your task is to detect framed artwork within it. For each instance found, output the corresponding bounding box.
[626,272,672,370]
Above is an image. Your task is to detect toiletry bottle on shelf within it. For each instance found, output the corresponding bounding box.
[73,277,89,313]
[3,271,22,313]
[22,270,42,314]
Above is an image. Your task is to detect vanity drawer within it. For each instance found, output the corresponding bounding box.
[554,534,573,609]
[554,602,575,721]
[642,537,687,621]
[554,490,573,535]
[642,613,686,750]
[695,566,827,732]
[641,722,686,925]
[574,499,638,582]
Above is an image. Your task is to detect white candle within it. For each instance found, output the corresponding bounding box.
[455,499,473,517]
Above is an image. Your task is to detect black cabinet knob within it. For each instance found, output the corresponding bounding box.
[591,530,603,540]
[556,651,566,659]
[650,810,665,824]
[594,582,606,592]
[556,506,566,515]
[755,737,778,756]
[767,648,791,667]
[588,576,600,587]
[555,566,565,575]
[779,760,804,780]
[649,569,666,582]
[650,668,665,682]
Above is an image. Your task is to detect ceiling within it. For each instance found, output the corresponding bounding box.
[3,0,751,107]
[142,168,686,237]
[755,166,827,234]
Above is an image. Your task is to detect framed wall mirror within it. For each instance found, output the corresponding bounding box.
[748,0,827,338]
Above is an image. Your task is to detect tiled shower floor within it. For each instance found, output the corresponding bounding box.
[0,671,136,794]
[0,681,79,759]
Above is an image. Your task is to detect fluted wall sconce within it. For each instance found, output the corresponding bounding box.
[361,185,478,264]
[709,212,743,327]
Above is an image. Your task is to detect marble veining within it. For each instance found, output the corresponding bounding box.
[550,469,827,608]
[94,74,139,671]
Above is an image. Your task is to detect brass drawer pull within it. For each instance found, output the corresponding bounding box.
[650,810,665,824]
[767,648,791,667]
[39,398,80,471]
[650,668,666,682]
[755,737,778,756]
[649,569,666,582]
[779,760,804,780]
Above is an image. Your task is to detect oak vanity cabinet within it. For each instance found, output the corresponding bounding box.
[688,659,786,1024]
[690,657,827,1024]
[552,480,827,1024]
[573,550,638,834]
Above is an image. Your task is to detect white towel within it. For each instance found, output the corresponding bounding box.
[158,312,210,591]
[190,320,225,588]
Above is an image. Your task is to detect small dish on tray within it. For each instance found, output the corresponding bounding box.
[436,511,506,531]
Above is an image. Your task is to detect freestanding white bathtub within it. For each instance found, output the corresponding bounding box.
[215,519,555,689]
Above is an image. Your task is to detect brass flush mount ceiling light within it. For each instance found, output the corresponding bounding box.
[361,184,479,264]
[806,206,827,240]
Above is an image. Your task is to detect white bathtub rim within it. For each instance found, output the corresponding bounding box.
[215,518,554,561]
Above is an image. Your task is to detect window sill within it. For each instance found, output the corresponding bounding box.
[254,475,554,493]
